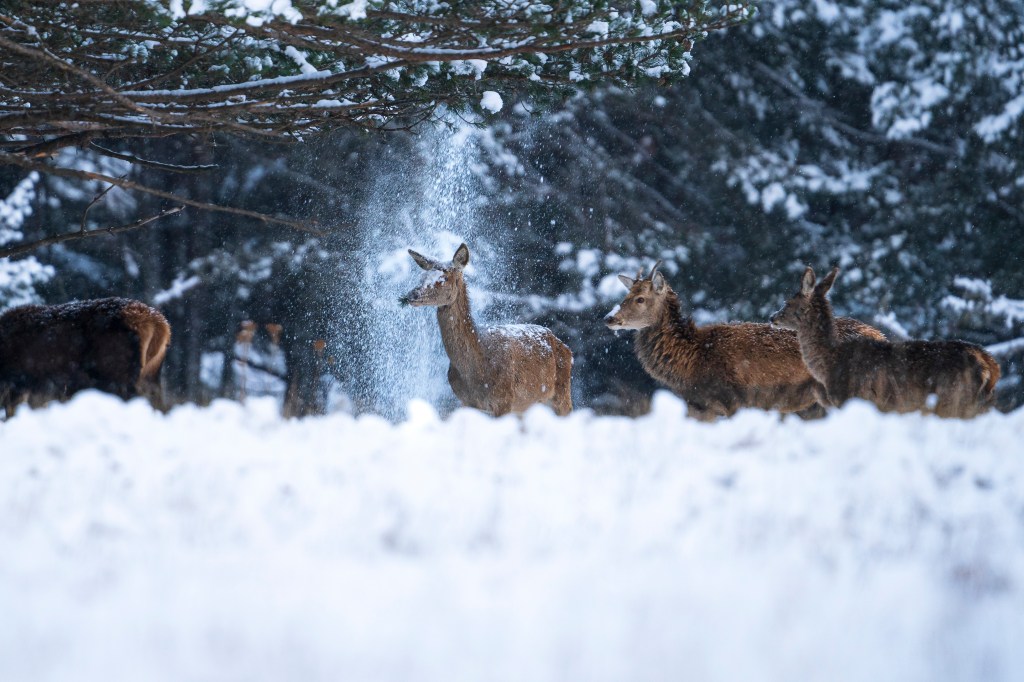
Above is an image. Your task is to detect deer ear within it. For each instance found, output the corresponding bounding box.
[800,267,816,295]
[652,270,666,293]
[409,249,436,271]
[817,266,839,295]
[452,243,470,269]
[618,274,635,289]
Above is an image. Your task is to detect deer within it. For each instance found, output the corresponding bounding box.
[770,266,1000,418]
[604,261,886,421]
[401,243,573,417]
[0,297,171,417]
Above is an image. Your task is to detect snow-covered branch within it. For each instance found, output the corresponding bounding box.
[0,1,751,146]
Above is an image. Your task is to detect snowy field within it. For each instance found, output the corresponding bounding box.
[1,392,1023,682]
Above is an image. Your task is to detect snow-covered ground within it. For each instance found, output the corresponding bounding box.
[1,392,1022,682]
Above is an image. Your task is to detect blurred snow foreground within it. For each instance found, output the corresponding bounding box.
[1,392,1023,682]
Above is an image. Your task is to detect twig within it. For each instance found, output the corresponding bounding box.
[80,181,117,233]
[0,206,185,260]
[14,132,95,158]
[89,142,219,174]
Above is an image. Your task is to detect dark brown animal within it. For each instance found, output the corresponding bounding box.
[0,297,171,417]
[604,262,885,421]
[402,243,573,416]
[770,266,999,418]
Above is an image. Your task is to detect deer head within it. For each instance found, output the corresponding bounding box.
[604,260,670,330]
[401,243,470,307]
[770,266,839,330]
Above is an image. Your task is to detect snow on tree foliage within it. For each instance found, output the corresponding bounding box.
[0,0,752,146]
[0,172,54,310]
[450,0,1023,409]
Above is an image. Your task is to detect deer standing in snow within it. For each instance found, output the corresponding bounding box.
[0,297,171,417]
[604,262,886,421]
[770,266,999,418]
[402,243,573,416]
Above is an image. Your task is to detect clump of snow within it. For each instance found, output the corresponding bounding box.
[222,0,303,24]
[598,274,628,300]
[152,274,201,305]
[575,248,601,277]
[283,46,320,75]
[1,392,1022,681]
[0,172,38,245]
[942,277,1024,330]
[332,0,367,20]
[975,94,1024,142]
[480,91,503,113]
[485,323,552,348]
[452,59,488,80]
[873,310,910,340]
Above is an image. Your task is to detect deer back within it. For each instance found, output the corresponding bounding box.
[0,297,170,413]
[793,266,996,418]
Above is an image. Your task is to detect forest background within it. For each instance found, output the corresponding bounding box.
[2,0,1023,418]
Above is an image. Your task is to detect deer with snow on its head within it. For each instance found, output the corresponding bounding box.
[402,243,573,417]
[770,266,999,418]
[605,260,886,421]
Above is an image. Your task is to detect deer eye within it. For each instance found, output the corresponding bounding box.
[635,297,646,304]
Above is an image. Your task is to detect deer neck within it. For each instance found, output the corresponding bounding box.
[636,289,698,370]
[797,295,839,382]
[639,290,696,345]
[436,284,488,378]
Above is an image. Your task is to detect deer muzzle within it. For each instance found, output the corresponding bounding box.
[604,305,625,329]
[400,289,421,307]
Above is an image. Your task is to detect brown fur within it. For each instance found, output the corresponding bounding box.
[404,244,573,417]
[772,266,999,418]
[605,265,885,421]
[0,297,171,417]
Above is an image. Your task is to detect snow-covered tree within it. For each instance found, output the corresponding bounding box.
[0,0,749,163]
[0,171,54,309]
[461,0,1024,408]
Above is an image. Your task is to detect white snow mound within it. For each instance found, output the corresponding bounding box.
[1,391,1023,681]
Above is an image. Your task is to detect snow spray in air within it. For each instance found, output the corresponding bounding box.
[343,125,508,420]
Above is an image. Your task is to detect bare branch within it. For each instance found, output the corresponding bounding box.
[0,152,327,235]
[80,180,117,233]
[14,132,94,158]
[0,206,185,260]
[89,143,220,174]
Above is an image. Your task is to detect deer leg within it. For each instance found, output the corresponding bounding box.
[685,398,726,422]
[794,403,828,420]
[1,389,14,420]
[551,346,573,416]
[447,365,473,408]
[490,399,513,418]
[138,376,168,412]
[811,381,832,408]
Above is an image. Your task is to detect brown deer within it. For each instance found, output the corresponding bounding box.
[604,262,886,421]
[402,243,573,416]
[0,297,171,417]
[770,266,999,418]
